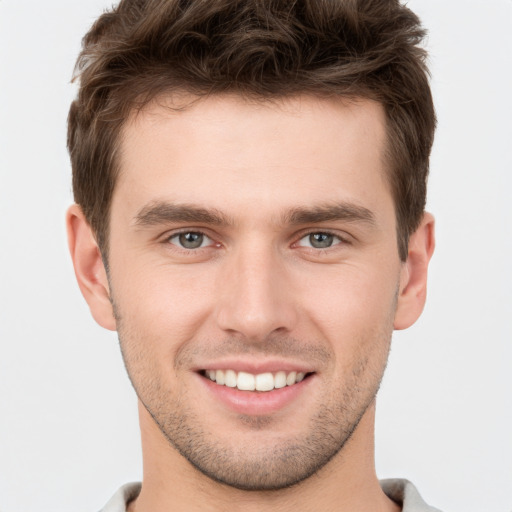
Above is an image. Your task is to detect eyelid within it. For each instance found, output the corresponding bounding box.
[159,227,352,251]
[293,229,352,248]
[163,228,218,250]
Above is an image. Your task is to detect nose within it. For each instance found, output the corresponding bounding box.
[214,242,299,341]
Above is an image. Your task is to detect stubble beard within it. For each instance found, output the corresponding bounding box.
[109,270,397,492]
[145,377,381,491]
[116,328,392,492]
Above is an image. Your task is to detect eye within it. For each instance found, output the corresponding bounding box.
[297,232,343,249]
[168,231,213,249]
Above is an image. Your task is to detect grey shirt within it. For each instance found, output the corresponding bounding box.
[99,479,443,511]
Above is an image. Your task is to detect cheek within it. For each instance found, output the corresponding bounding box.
[295,262,399,333]
[293,262,399,381]
[110,261,218,358]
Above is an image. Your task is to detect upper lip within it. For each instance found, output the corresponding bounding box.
[193,359,315,375]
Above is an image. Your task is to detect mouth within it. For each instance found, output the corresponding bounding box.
[199,369,313,392]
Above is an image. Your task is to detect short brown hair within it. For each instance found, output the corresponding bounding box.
[68,0,435,261]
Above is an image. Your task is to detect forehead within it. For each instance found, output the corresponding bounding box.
[115,93,391,223]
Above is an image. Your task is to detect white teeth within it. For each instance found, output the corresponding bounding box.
[215,370,225,385]
[274,371,287,389]
[286,371,297,386]
[224,369,237,388]
[205,369,308,392]
[255,372,274,392]
[237,371,255,391]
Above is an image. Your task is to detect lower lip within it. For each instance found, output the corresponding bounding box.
[198,374,314,416]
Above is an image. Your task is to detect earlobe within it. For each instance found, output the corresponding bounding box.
[394,213,435,330]
[66,204,117,331]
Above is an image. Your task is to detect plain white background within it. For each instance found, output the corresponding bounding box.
[0,1,511,511]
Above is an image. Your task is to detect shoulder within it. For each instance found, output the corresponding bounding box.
[98,482,141,512]
[99,480,443,512]
[380,479,444,512]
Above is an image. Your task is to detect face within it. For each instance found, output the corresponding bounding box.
[107,94,403,490]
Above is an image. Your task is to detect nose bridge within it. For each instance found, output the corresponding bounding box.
[215,238,297,340]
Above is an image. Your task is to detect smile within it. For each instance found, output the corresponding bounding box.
[202,369,309,392]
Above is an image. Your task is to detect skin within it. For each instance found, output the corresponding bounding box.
[67,94,434,512]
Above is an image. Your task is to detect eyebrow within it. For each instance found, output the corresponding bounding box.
[283,203,376,227]
[134,201,233,227]
[133,200,376,229]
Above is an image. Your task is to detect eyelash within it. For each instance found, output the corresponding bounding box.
[163,228,351,253]
[164,230,217,253]
[300,229,351,245]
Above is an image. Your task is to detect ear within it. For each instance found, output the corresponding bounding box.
[66,204,117,331]
[394,212,435,330]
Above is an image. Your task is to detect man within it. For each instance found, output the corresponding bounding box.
[66,0,438,510]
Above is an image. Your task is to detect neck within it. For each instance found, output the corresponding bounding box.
[128,401,400,512]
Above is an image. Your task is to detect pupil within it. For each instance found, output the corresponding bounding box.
[179,232,203,249]
[310,233,333,248]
